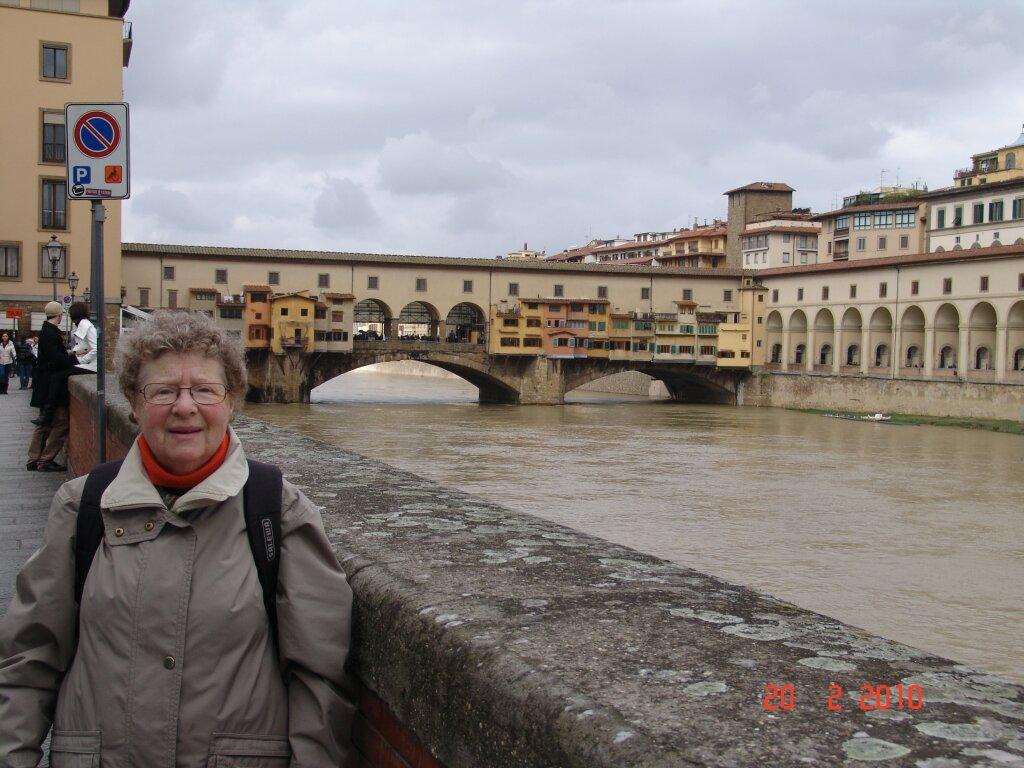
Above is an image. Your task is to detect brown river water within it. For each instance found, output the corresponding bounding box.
[247,367,1024,683]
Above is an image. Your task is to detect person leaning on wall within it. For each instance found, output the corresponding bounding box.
[25,302,77,472]
[0,310,356,766]
[30,302,97,427]
[0,331,14,395]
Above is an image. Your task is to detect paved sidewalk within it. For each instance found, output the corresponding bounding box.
[1,386,68,611]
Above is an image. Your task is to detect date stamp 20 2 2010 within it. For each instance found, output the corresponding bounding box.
[762,683,925,713]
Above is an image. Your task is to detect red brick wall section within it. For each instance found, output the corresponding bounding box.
[69,388,447,768]
[68,392,131,476]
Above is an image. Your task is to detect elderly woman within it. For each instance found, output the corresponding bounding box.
[0,311,354,767]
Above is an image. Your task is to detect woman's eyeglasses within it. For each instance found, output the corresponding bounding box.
[138,383,228,405]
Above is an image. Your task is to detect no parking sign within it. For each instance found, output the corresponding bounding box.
[64,102,130,200]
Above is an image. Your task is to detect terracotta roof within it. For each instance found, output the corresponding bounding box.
[272,291,316,302]
[755,243,1024,276]
[667,226,728,240]
[657,252,727,260]
[122,243,745,277]
[919,177,1024,199]
[537,297,611,304]
[188,287,218,295]
[724,182,794,195]
[592,240,670,254]
[813,200,923,219]
[243,284,272,291]
[321,292,355,300]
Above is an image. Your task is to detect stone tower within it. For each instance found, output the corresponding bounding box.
[724,182,795,267]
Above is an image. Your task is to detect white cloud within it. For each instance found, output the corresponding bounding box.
[378,133,511,196]
[312,177,379,233]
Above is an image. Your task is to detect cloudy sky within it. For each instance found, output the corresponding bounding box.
[122,0,1024,258]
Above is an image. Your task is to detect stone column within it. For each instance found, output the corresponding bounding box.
[924,325,934,377]
[806,327,816,372]
[893,326,902,377]
[860,327,870,374]
[995,324,1007,382]
[958,324,970,378]
[832,327,842,373]
[782,329,790,372]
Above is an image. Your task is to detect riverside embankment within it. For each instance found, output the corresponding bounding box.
[67,378,1024,767]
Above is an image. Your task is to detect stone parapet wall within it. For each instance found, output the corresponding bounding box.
[748,371,1024,421]
[68,378,1024,766]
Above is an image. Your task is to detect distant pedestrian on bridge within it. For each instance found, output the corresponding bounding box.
[0,310,355,767]
[25,302,76,471]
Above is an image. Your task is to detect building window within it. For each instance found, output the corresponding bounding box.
[878,236,887,250]
[899,235,909,249]
[268,271,280,285]
[989,200,1004,222]
[168,289,178,308]
[856,237,866,251]
[953,205,963,226]
[973,203,984,224]
[943,277,952,295]
[162,265,175,280]
[318,273,329,288]
[300,307,309,317]
[0,244,20,278]
[641,287,651,300]
[849,284,857,299]
[41,112,66,163]
[895,210,915,228]
[874,211,893,228]
[508,282,518,296]
[332,311,344,322]
[597,285,608,299]
[1013,198,1023,220]
[368,276,379,290]
[723,290,732,302]
[782,252,791,263]
[980,275,989,292]
[416,278,427,291]
[911,280,919,296]
[280,307,289,316]
[879,282,887,298]
[821,286,829,300]
[138,287,149,307]
[682,288,693,301]
[853,213,871,229]
[40,43,69,80]
[463,279,473,293]
[783,233,791,243]
[771,289,779,303]
[41,179,67,229]
[214,268,227,284]
[835,215,849,230]
[797,288,804,301]
[936,208,946,229]
[1019,273,1024,290]
[554,284,564,297]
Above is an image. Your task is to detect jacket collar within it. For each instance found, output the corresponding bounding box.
[101,426,249,513]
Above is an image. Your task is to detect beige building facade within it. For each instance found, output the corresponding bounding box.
[758,245,1024,383]
[0,0,130,328]
[815,197,925,263]
[923,179,1024,254]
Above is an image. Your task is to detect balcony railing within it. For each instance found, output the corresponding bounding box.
[43,143,65,163]
[834,226,849,236]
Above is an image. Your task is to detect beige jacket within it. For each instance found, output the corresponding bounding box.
[0,429,355,767]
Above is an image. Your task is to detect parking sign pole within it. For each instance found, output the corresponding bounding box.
[91,200,106,464]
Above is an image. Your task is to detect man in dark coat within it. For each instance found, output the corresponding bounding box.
[26,302,76,472]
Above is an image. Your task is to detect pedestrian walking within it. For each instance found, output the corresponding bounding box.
[14,333,34,389]
[30,302,96,426]
[0,310,355,767]
[0,332,14,395]
[25,302,77,472]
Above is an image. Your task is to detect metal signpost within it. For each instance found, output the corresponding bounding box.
[65,102,130,464]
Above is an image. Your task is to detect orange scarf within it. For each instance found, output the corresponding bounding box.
[138,433,230,490]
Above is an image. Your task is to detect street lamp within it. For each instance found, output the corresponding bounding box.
[68,271,79,305]
[44,235,64,301]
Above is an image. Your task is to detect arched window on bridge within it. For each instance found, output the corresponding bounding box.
[974,346,991,370]
[398,302,440,341]
[874,344,889,368]
[354,299,391,340]
[846,344,860,366]
[819,344,832,366]
[905,345,920,368]
[793,344,805,365]
[1014,348,1024,371]
[445,303,486,344]
[939,345,956,369]
[770,343,782,363]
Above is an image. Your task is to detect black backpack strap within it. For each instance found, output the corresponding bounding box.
[243,460,283,644]
[75,460,124,606]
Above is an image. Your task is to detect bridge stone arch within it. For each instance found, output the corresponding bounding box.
[561,359,745,404]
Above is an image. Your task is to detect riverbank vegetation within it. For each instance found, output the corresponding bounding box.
[795,408,1024,435]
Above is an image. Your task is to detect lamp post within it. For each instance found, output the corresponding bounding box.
[44,235,64,301]
[68,271,79,305]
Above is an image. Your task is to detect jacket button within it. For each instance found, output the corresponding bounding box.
[114,527,125,537]
[144,521,155,532]
[163,655,175,670]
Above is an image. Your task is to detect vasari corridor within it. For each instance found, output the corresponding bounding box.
[1,1,1022,766]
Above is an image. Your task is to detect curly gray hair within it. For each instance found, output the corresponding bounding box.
[115,310,247,400]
